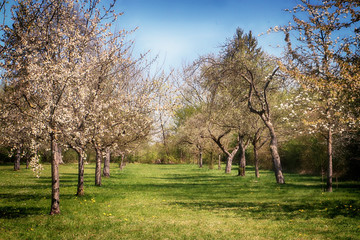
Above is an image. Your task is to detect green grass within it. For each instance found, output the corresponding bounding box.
[0,163,359,239]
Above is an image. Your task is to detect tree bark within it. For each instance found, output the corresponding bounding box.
[225,146,241,174]
[218,154,221,170]
[50,133,60,215]
[264,119,285,184]
[254,144,260,178]
[26,158,30,169]
[225,155,233,173]
[14,147,21,171]
[95,147,102,186]
[57,145,64,164]
[119,152,125,170]
[75,148,85,196]
[224,145,241,174]
[238,137,248,177]
[103,147,111,177]
[198,147,203,168]
[209,130,240,174]
[252,128,264,178]
[209,151,214,169]
[327,128,333,192]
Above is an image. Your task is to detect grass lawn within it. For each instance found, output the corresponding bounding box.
[0,163,359,239]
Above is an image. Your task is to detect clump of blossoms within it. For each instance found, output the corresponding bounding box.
[28,139,43,178]
[29,153,43,178]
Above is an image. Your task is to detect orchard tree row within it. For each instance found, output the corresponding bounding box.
[0,0,359,216]
[151,0,359,191]
[0,0,170,215]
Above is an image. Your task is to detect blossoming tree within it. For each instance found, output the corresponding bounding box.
[0,0,129,214]
[279,0,360,191]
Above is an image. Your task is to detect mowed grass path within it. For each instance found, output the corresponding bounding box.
[0,163,359,239]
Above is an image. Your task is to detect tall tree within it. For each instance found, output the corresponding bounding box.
[224,29,285,183]
[279,0,360,191]
[196,29,285,183]
[175,110,220,168]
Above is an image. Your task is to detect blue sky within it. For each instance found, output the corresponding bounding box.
[115,0,299,71]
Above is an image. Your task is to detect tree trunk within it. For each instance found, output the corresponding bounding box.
[238,137,247,177]
[209,151,214,169]
[254,144,260,178]
[50,133,60,215]
[57,145,64,164]
[14,147,21,171]
[269,131,285,184]
[25,151,30,169]
[263,118,285,184]
[224,144,241,174]
[75,148,85,196]
[95,147,102,186]
[119,152,125,170]
[238,155,245,176]
[26,158,30,169]
[218,154,221,170]
[327,128,333,192]
[198,148,203,168]
[225,154,234,173]
[103,148,111,177]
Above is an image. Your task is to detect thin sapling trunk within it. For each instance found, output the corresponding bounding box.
[14,147,21,171]
[95,147,102,186]
[50,133,60,215]
[327,127,333,192]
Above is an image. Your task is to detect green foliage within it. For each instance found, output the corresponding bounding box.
[343,140,360,180]
[38,150,51,163]
[279,135,327,174]
[126,143,172,164]
[62,149,78,164]
[333,132,360,181]
[0,146,12,164]
[224,27,263,63]
[0,163,359,239]
[173,105,201,129]
[127,139,195,164]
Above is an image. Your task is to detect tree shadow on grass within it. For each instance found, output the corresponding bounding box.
[282,182,360,192]
[0,206,46,219]
[0,191,88,219]
[0,184,49,190]
[34,173,93,186]
[0,193,48,201]
[170,198,360,220]
[280,183,324,190]
[145,174,225,183]
[0,192,80,201]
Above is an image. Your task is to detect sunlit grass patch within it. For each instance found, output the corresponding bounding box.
[0,163,359,239]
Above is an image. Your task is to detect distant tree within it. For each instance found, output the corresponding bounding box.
[176,111,208,168]
[174,68,210,166]
[250,121,268,178]
[206,101,251,175]
[179,60,252,174]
